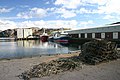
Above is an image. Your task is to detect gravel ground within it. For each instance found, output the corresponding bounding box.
[0,52,120,80]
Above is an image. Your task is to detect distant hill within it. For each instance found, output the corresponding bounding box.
[0,29,17,37]
[0,27,70,38]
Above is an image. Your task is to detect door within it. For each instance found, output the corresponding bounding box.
[105,32,113,39]
[95,33,101,38]
[87,33,92,38]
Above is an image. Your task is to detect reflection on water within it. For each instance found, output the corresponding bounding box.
[0,40,81,59]
[17,40,70,49]
[17,40,40,48]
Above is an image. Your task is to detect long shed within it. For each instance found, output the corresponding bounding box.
[66,24,120,39]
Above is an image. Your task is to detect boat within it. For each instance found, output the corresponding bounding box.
[41,35,49,42]
[54,36,69,43]
[53,33,70,43]
[49,29,70,44]
[40,29,49,42]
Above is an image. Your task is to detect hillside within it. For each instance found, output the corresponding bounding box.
[0,27,70,37]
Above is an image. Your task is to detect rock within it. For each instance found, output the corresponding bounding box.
[79,39,119,65]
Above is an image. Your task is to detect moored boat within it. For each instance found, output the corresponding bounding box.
[40,29,49,42]
[41,35,49,42]
[49,29,70,44]
[54,36,70,43]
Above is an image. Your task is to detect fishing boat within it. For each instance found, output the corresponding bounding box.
[53,33,69,43]
[40,29,49,42]
[49,29,70,44]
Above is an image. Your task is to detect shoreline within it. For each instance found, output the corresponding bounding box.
[0,52,79,80]
[0,51,119,80]
[0,50,81,61]
[0,47,119,61]
[0,49,119,61]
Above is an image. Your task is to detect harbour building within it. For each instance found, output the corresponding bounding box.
[66,24,120,40]
[17,28,33,39]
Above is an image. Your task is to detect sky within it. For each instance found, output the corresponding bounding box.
[0,0,120,31]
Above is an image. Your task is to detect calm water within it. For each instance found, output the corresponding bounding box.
[0,40,81,59]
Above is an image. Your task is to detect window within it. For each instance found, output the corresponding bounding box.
[81,33,85,38]
[87,33,92,38]
[105,32,113,39]
[95,33,101,38]
[118,32,120,39]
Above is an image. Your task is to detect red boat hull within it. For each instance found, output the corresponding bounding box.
[55,40,68,42]
[41,36,49,42]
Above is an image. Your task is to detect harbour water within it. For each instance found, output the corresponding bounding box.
[0,39,81,59]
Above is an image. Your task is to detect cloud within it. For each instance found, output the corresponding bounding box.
[55,0,119,15]
[76,8,92,14]
[46,7,76,18]
[45,1,50,4]
[54,0,120,15]
[17,7,47,19]
[78,20,94,29]
[54,8,76,18]
[18,20,78,29]
[97,0,120,14]
[103,15,114,19]
[83,0,108,5]
[54,0,108,9]
[46,7,56,12]
[0,8,13,13]
[54,0,81,9]
[0,19,78,30]
[79,8,89,13]
[81,0,120,15]
[75,0,120,16]
[0,20,17,31]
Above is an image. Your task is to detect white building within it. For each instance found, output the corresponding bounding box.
[17,28,33,39]
[66,24,120,39]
